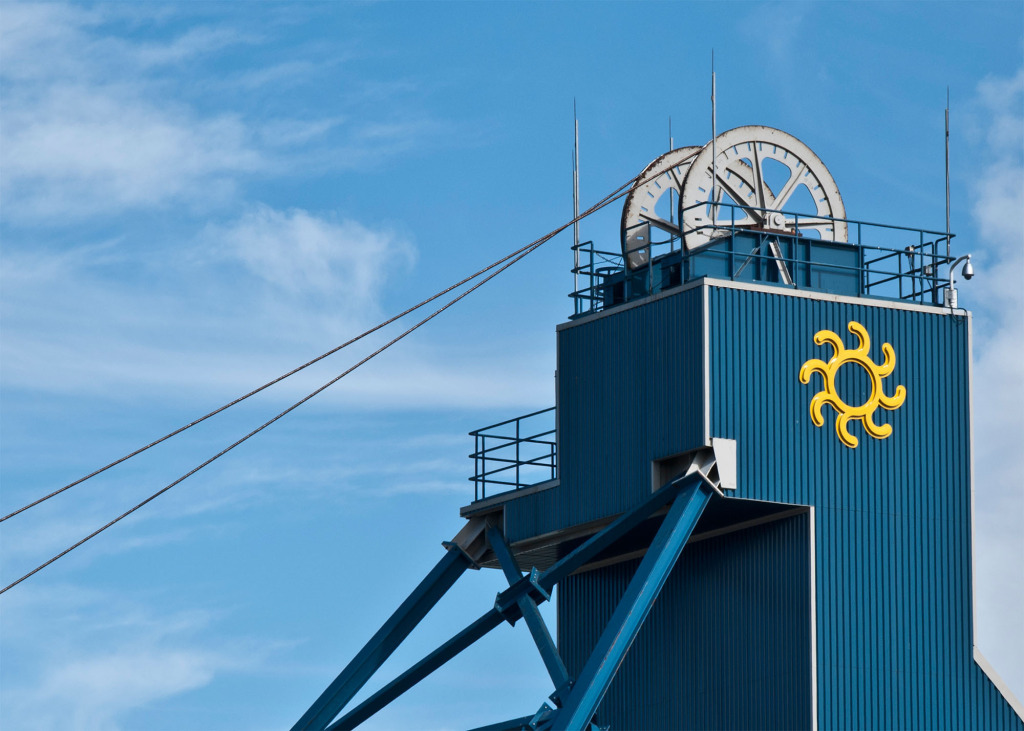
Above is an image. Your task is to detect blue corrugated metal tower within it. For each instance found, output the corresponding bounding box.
[295,126,1023,730]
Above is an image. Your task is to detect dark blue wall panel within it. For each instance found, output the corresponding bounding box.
[505,285,704,543]
[706,283,1020,729]
[502,280,1020,728]
[559,513,813,730]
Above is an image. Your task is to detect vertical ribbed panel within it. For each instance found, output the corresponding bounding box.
[500,280,1019,727]
[707,284,1021,729]
[506,287,704,542]
[559,513,813,730]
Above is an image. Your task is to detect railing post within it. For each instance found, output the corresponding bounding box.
[921,232,929,303]
[899,245,904,300]
[574,243,580,317]
[647,245,654,296]
[515,419,520,489]
[858,230,865,296]
[473,433,479,502]
[588,242,595,314]
[727,223,734,279]
[481,435,487,500]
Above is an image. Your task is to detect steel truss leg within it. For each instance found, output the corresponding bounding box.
[328,609,506,731]
[548,478,713,731]
[307,476,702,730]
[537,472,696,592]
[292,546,472,731]
[487,527,571,695]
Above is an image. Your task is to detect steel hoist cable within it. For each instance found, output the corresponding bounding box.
[0,171,646,595]
[1,173,643,526]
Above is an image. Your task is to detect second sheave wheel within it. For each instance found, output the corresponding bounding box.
[679,126,847,251]
[620,146,701,270]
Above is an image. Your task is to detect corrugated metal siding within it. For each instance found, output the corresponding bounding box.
[505,286,705,543]
[707,284,1021,729]
[558,512,813,730]
[500,280,1018,727]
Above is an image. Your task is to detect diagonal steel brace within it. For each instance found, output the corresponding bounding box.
[313,475,702,729]
[293,518,488,731]
[548,476,713,730]
[487,527,571,697]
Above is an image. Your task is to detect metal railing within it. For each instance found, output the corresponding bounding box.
[571,202,955,317]
[469,407,556,501]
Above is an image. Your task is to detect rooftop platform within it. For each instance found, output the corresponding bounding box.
[572,204,955,318]
[465,209,958,508]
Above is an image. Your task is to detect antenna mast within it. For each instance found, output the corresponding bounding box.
[945,87,951,259]
[711,51,718,222]
[573,100,580,292]
[669,116,675,249]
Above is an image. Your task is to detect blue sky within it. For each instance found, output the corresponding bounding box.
[1,2,1021,728]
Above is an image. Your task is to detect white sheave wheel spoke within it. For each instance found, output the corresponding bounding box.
[620,127,848,269]
[770,161,808,211]
[714,164,770,225]
[620,146,701,270]
[680,126,847,250]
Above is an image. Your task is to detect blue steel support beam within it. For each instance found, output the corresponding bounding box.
[487,527,571,694]
[309,474,701,730]
[326,608,506,730]
[486,526,525,586]
[537,474,688,592]
[292,547,472,731]
[549,477,713,731]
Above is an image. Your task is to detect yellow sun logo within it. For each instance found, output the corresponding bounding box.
[799,321,907,449]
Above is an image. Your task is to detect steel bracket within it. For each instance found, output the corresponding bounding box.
[298,475,716,730]
[680,438,737,497]
[494,568,551,625]
[529,702,555,728]
[549,678,574,707]
[442,514,493,568]
[548,478,714,730]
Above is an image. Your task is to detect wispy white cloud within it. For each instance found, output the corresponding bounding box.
[0,4,252,82]
[0,2,450,222]
[25,649,221,729]
[0,3,262,220]
[1,504,206,568]
[1,2,490,414]
[968,69,1024,319]
[208,204,416,300]
[0,583,273,731]
[0,194,559,414]
[0,2,100,82]
[0,199,424,398]
[130,26,256,69]
[965,67,1024,697]
[232,59,324,90]
[258,117,346,147]
[3,83,262,219]
[0,414,482,596]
